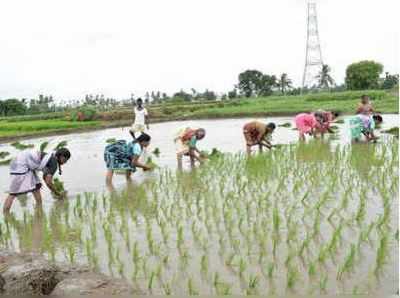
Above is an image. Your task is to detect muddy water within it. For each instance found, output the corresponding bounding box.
[0,115,398,295]
[0,115,398,204]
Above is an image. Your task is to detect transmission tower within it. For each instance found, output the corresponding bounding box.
[302,2,324,90]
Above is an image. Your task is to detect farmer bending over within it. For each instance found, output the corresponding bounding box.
[175,128,206,170]
[104,133,152,184]
[243,121,276,155]
[3,148,71,213]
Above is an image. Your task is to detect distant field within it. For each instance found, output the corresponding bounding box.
[0,90,397,140]
[0,120,99,138]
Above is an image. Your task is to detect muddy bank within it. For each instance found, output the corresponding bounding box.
[0,250,142,296]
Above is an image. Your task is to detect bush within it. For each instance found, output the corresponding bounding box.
[305,90,386,102]
[70,106,97,121]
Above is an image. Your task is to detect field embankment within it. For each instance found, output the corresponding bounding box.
[0,90,397,142]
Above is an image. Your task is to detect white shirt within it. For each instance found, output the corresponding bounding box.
[134,107,148,125]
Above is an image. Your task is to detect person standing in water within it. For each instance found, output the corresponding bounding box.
[3,148,71,213]
[129,98,149,139]
[104,133,152,184]
[356,95,374,115]
[243,121,276,155]
[174,128,206,170]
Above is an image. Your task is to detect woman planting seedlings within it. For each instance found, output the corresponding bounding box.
[313,110,340,138]
[104,133,152,184]
[349,114,383,143]
[3,148,71,213]
[174,127,206,170]
[243,120,276,155]
[294,113,320,141]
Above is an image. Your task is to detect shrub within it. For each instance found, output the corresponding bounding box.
[70,106,98,121]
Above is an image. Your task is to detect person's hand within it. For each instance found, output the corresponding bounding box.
[53,190,67,199]
[143,165,153,171]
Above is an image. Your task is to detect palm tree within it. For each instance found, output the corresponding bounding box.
[316,64,335,89]
[277,73,292,94]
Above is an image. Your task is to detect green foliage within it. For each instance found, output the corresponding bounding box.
[10,141,34,150]
[39,141,49,152]
[70,106,97,121]
[53,178,65,193]
[381,72,399,90]
[0,158,12,166]
[238,70,277,97]
[106,138,117,144]
[152,147,161,156]
[381,127,399,138]
[316,64,335,89]
[0,98,27,116]
[54,140,68,150]
[0,151,10,159]
[345,60,383,90]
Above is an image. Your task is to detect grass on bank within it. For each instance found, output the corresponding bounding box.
[0,90,397,139]
[0,120,99,138]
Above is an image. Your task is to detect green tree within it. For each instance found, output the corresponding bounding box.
[258,74,277,96]
[238,70,277,97]
[238,70,264,97]
[277,73,292,94]
[381,72,399,90]
[0,99,27,116]
[345,60,383,90]
[316,64,335,89]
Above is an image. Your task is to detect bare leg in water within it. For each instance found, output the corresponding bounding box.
[106,170,114,185]
[3,195,16,214]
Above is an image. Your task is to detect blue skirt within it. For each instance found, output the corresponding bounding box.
[104,140,136,172]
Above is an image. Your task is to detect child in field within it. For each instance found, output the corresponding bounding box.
[174,127,206,170]
[243,121,276,155]
[129,98,149,139]
[3,148,71,213]
[356,95,374,115]
[104,133,152,184]
[294,113,319,141]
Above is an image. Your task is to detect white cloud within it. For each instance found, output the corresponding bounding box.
[0,0,398,100]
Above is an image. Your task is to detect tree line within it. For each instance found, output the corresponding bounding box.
[0,60,398,117]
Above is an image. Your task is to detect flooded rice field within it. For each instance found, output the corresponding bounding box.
[0,115,398,295]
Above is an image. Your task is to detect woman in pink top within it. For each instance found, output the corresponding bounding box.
[294,113,319,141]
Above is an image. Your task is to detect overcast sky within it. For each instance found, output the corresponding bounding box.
[0,0,398,100]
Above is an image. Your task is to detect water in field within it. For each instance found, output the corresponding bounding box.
[0,115,398,295]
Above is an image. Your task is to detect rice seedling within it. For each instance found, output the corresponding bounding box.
[54,140,68,150]
[162,282,172,295]
[152,147,161,156]
[374,234,388,274]
[308,262,316,277]
[0,151,10,159]
[337,244,356,280]
[200,254,208,274]
[0,158,12,166]
[53,178,65,194]
[148,271,156,291]
[278,122,291,127]
[187,277,198,295]
[39,141,49,152]
[287,266,298,289]
[106,138,117,144]
[319,275,328,293]
[246,274,259,295]
[11,141,34,150]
